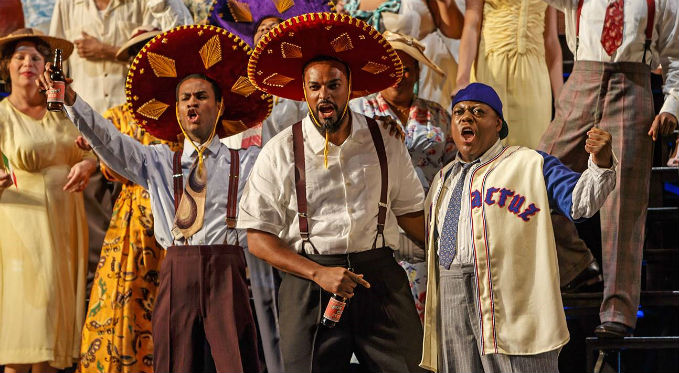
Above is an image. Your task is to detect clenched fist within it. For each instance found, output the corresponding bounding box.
[585,127,613,168]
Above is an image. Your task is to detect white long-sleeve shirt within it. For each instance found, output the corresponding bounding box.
[543,0,679,118]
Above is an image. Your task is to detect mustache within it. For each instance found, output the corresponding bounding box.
[316,100,339,113]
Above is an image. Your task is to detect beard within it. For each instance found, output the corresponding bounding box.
[314,100,343,134]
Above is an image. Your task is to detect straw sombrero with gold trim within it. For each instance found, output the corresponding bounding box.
[248,12,403,101]
[126,24,272,142]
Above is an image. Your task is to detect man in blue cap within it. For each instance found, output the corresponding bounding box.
[420,83,617,373]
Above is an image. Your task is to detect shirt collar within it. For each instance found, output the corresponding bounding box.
[182,135,222,159]
[303,110,371,155]
[453,139,504,167]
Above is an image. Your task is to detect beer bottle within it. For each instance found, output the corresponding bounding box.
[321,293,348,328]
[47,49,65,112]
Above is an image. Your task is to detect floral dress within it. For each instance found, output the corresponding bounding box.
[350,93,455,320]
[77,105,181,373]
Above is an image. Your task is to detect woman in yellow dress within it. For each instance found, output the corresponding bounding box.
[77,28,181,373]
[456,0,564,148]
[0,29,97,373]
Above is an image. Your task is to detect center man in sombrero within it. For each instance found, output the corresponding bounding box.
[38,25,271,372]
[238,12,428,372]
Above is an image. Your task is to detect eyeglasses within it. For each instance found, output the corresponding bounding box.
[452,105,489,118]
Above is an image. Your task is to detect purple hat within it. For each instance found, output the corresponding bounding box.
[208,0,335,46]
[452,83,509,139]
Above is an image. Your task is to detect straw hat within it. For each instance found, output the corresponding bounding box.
[248,12,403,101]
[115,26,162,61]
[0,28,74,59]
[382,31,443,75]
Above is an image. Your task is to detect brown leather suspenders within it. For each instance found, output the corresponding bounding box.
[291,117,389,250]
[172,149,240,229]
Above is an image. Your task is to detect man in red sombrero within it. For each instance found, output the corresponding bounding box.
[38,25,271,373]
[238,12,428,372]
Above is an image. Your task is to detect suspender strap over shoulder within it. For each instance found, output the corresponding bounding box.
[292,121,310,241]
[365,117,389,247]
[172,150,183,212]
[291,117,389,249]
[226,149,240,229]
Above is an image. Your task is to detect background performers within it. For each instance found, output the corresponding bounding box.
[238,12,427,373]
[0,28,97,373]
[538,0,678,338]
[420,83,617,373]
[37,25,272,373]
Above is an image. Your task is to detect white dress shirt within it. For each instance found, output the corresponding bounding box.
[544,0,679,117]
[237,111,425,255]
[436,140,617,264]
[50,0,193,114]
[418,29,460,113]
[65,95,259,249]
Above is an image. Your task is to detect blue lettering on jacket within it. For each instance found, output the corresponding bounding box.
[472,187,540,222]
[471,190,482,208]
[484,187,499,205]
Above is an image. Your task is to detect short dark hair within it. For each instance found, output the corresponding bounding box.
[175,73,222,102]
[302,55,350,78]
[0,38,52,89]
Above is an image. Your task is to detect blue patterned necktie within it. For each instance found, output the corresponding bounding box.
[439,161,478,269]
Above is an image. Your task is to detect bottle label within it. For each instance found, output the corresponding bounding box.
[323,297,346,323]
[47,81,65,103]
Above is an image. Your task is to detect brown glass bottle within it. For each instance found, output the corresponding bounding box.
[321,293,348,328]
[47,49,65,112]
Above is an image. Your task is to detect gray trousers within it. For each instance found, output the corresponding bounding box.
[438,264,560,373]
[243,249,284,373]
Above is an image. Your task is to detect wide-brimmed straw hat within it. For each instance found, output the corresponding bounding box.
[115,26,162,61]
[382,31,443,75]
[208,0,335,47]
[248,12,403,101]
[0,28,74,59]
[126,24,273,142]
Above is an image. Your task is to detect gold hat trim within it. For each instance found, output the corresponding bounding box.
[199,35,223,70]
[272,0,295,14]
[147,52,177,78]
[361,61,388,75]
[137,99,170,120]
[330,32,353,53]
[227,0,253,22]
[281,41,302,59]
[231,76,257,97]
[262,73,295,87]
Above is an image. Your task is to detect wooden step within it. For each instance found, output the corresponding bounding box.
[585,336,679,372]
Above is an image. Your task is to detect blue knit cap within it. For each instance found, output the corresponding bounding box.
[452,83,509,139]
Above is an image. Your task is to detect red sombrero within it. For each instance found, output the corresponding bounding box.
[126,25,273,142]
[248,12,403,101]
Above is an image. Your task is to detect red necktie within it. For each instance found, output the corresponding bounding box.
[601,0,624,56]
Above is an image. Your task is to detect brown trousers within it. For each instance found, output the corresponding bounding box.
[539,61,654,328]
[278,247,427,373]
[152,244,260,373]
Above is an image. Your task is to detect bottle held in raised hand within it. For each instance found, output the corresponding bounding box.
[47,49,65,112]
[321,293,348,328]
